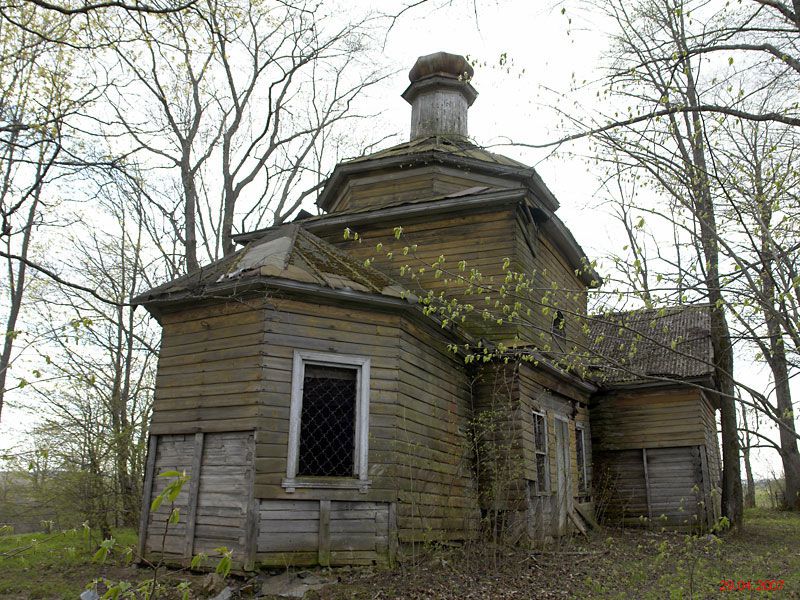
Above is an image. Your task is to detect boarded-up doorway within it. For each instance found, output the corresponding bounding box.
[554,416,572,535]
[139,431,257,569]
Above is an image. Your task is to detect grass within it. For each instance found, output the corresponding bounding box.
[0,527,139,598]
[324,508,800,599]
[0,509,798,599]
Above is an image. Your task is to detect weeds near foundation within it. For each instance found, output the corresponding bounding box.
[87,471,232,599]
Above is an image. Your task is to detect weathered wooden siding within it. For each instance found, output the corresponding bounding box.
[192,432,254,559]
[470,362,525,512]
[321,203,589,351]
[328,165,520,213]
[252,298,402,504]
[143,432,256,568]
[320,207,520,343]
[150,301,267,435]
[590,387,707,451]
[513,217,590,350]
[143,434,194,559]
[593,449,647,526]
[594,446,706,529]
[257,499,390,566]
[646,446,703,527]
[394,318,481,542]
[591,386,717,530]
[467,361,592,540]
[518,364,592,538]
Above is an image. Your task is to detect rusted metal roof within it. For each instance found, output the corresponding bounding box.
[588,304,714,385]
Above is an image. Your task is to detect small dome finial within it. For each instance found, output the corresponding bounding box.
[408,52,474,83]
[402,52,478,141]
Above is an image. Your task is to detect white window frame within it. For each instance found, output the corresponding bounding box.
[575,423,588,494]
[282,350,371,493]
[532,410,550,495]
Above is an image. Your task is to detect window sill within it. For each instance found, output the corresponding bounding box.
[282,477,371,494]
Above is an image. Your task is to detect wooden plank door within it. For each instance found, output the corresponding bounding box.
[554,417,572,535]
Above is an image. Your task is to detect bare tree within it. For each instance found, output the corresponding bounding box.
[104,0,385,272]
[0,6,72,422]
[28,169,159,527]
[578,0,744,526]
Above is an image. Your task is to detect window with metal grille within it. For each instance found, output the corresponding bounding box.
[533,410,550,494]
[575,424,588,494]
[298,365,357,477]
[284,350,371,492]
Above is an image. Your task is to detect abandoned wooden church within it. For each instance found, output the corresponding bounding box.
[133,52,723,571]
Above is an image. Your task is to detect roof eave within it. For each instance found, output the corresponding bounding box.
[135,275,475,346]
[315,150,560,213]
[233,187,526,244]
[597,374,716,392]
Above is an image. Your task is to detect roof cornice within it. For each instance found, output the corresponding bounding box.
[233,188,525,244]
[233,187,601,288]
[315,150,561,213]
[137,275,475,348]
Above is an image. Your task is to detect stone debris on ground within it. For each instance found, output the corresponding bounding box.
[256,570,339,598]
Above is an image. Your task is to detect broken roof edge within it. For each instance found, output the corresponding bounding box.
[233,188,602,289]
[314,146,561,214]
[135,274,477,350]
[509,348,599,396]
[233,187,523,244]
[594,374,717,395]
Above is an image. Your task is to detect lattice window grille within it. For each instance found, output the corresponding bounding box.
[298,365,357,477]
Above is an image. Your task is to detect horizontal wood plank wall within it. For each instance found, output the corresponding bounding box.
[257,500,389,566]
[192,432,253,559]
[518,365,591,496]
[471,362,538,517]
[330,501,389,564]
[320,208,521,343]
[593,449,648,526]
[328,165,520,213]
[595,447,705,529]
[394,318,481,543]
[590,388,706,451]
[150,300,268,435]
[253,298,402,504]
[513,217,590,350]
[645,446,703,527]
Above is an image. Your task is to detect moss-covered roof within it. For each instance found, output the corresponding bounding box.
[133,224,403,306]
[346,135,529,169]
[588,304,714,385]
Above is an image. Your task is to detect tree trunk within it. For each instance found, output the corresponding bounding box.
[675,21,743,527]
[0,197,39,422]
[181,161,199,272]
[757,166,800,511]
[741,405,757,509]
[770,335,800,510]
